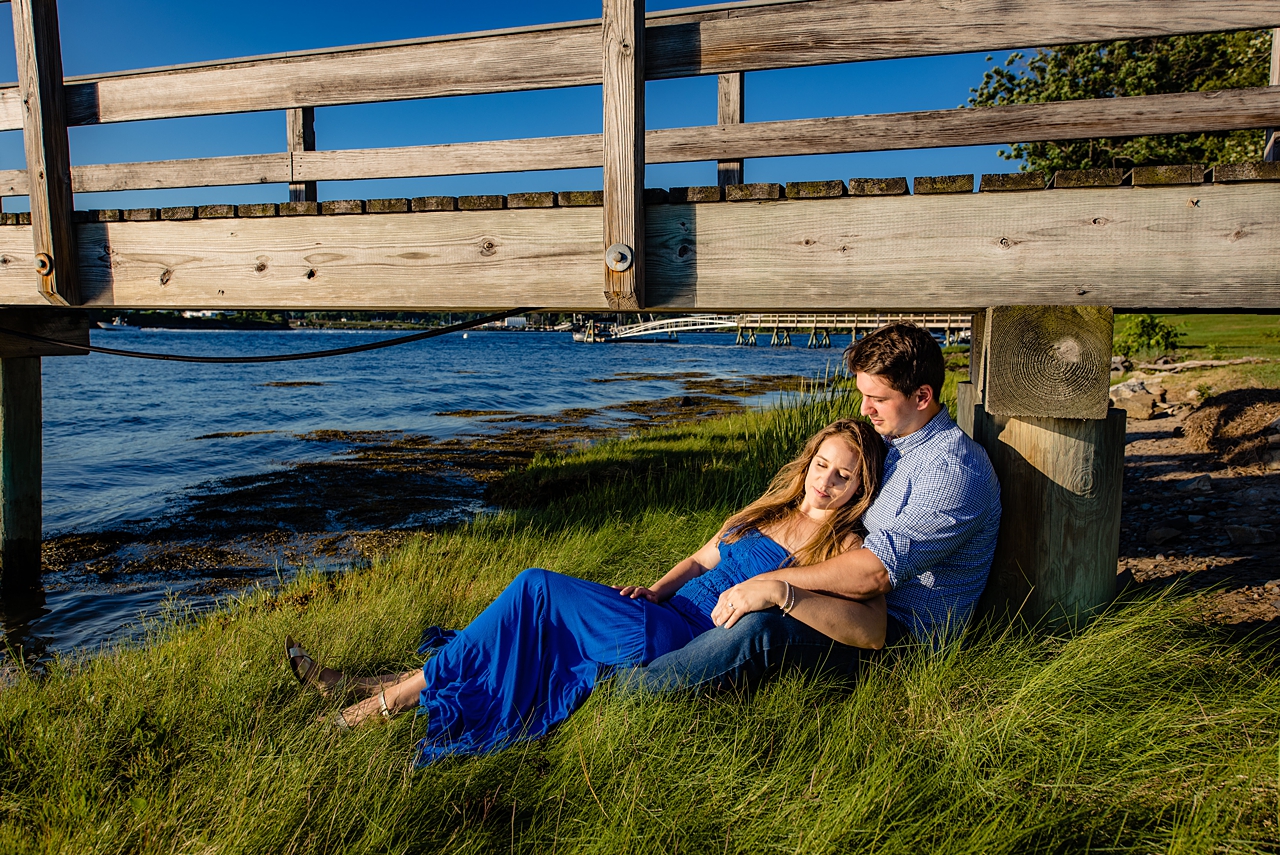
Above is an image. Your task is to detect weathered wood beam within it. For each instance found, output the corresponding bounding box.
[983,306,1113,420]
[12,0,77,306]
[287,107,318,203]
[0,0,1276,131]
[0,182,1272,311]
[8,86,1279,197]
[602,0,645,310]
[644,182,1280,312]
[716,72,744,188]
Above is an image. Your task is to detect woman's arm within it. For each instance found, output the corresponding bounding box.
[709,580,887,649]
[615,531,723,603]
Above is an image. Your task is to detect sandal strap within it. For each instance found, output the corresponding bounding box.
[378,691,391,718]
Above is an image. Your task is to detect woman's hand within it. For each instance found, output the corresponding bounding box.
[613,585,661,603]
[711,579,788,628]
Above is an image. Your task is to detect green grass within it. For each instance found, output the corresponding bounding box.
[1117,313,1280,360]
[1,384,1277,854]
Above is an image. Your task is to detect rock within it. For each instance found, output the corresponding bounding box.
[1146,527,1182,546]
[1266,434,1280,447]
[1175,475,1214,493]
[1263,580,1280,590]
[1225,525,1277,545]
[1264,449,1280,472]
[678,396,695,408]
[1235,486,1280,504]
[1187,514,1205,524]
[1266,413,1280,435]
[1111,355,1131,374]
[1109,378,1159,419]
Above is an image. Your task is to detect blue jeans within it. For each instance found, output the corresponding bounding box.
[623,608,906,694]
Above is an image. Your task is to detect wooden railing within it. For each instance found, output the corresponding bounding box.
[1,0,1279,310]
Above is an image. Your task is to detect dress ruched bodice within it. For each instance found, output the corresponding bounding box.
[670,530,792,619]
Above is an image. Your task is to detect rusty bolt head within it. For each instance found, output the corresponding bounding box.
[34,253,53,275]
[605,243,633,272]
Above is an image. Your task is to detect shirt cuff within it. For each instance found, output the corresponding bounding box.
[862,532,905,589]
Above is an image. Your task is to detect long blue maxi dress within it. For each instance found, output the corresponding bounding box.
[414,529,790,765]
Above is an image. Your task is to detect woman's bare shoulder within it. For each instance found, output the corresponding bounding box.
[840,531,865,552]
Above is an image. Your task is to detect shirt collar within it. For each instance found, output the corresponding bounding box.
[885,407,953,455]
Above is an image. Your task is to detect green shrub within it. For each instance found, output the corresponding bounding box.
[1113,314,1183,360]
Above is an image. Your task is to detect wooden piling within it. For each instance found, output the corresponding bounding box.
[959,306,1125,628]
[0,357,41,593]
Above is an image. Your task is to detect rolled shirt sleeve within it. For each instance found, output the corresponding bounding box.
[862,463,992,588]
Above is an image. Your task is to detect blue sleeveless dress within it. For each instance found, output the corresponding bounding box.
[413,530,790,765]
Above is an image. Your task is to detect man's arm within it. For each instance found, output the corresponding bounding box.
[755,547,892,600]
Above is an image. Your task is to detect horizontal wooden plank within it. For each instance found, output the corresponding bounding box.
[646,183,1280,311]
[64,210,602,310]
[0,182,1273,311]
[0,0,1276,130]
[4,87,1272,196]
[290,135,602,183]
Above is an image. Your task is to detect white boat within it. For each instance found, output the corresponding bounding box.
[97,317,133,329]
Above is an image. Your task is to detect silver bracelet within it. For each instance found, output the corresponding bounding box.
[782,580,796,614]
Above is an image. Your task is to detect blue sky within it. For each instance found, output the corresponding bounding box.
[0,0,1022,210]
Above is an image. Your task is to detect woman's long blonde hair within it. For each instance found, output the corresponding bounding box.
[721,419,886,567]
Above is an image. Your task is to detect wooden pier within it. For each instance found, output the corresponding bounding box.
[0,0,1279,628]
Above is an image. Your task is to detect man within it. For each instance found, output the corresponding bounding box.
[630,322,1001,691]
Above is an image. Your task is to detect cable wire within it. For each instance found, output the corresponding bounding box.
[0,308,540,364]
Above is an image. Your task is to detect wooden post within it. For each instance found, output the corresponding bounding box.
[602,0,644,311]
[961,306,1125,629]
[717,72,744,188]
[0,357,41,595]
[11,0,77,307]
[287,107,318,203]
[1267,29,1279,162]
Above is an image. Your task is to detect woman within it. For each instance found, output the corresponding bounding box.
[287,418,887,765]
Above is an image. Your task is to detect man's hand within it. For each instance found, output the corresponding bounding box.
[614,585,661,603]
[711,579,788,628]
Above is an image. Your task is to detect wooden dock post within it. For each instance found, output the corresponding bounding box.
[11,0,78,306]
[717,73,744,187]
[1267,28,1279,161]
[959,306,1126,628]
[287,107,318,203]
[602,0,645,310]
[0,357,41,594]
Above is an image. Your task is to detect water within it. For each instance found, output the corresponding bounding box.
[44,327,852,534]
[9,327,856,662]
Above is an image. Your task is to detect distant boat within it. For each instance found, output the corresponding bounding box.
[97,317,133,329]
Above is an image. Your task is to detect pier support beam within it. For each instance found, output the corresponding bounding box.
[959,306,1125,628]
[0,357,41,596]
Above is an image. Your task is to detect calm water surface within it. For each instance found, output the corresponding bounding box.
[44,327,853,534]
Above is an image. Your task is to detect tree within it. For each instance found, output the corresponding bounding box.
[968,31,1273,172]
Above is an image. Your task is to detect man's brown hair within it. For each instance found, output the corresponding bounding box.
[844,322,946,400]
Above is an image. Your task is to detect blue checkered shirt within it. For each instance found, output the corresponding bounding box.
[861,409,1001,643]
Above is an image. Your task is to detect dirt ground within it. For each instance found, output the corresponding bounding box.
[1116,374,1280,629]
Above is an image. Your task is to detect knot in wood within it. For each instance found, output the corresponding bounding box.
[1052,337,1082,364]
[305,269,317,280]
[479,239,497,257]
[159,268,173,286]
[254,257,269,273]
[998,237,1016,249]
[1091,217,1109,227]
